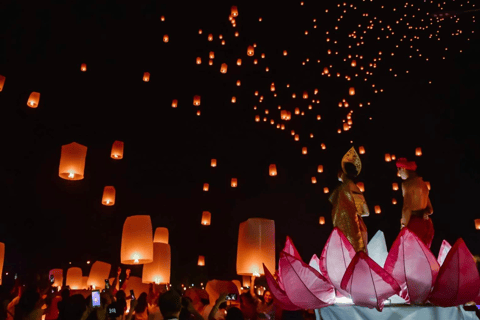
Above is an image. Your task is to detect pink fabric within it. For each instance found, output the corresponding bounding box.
[437,240,452,267]
[407,216,434,249]
[429,238,480,307]
[341,251,401,311]
[263,264,300,311]
[278,236,303,291]
[384,228,440,304]
[320,227,356,297]
[309,254,321,274]
[279,252,335,309]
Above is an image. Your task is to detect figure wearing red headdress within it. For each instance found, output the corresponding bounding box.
[396,158,434,248]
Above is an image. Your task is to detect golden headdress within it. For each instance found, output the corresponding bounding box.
[341,147,362,176]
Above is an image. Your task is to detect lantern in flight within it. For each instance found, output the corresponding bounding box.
[311,177,317,184]
[231,178,238,187]
[392,198,398,205]
[375,206,381,214]
[303,91,308,99]
[385,154,392,162]
[142,242,171,284]
[198,255,206,266]
[121,215,153,264]
[351,60,357,67]
[172,99,178,108]
[237,59,242,66]
[66,267,83,290]
[81,63,87,72]
[475,219,480,230]
[0,243,4,285]
[247,46,254,56]
[102,186,116,206]
[302,147,307,155]
[220,63,228,74]
[317,165,324,173]
[203,183,209,192]
[392,183,399,191]
[27,92,40,108]
[321,143,326,150]
[163,35,169,43]
[0,75,5,91]
[49,269,63,287]
[208,34,213,41]
[111,140,124,159]
[59,142,87,180]
[231,6,238,17]
[143,72,150,82]
[87,261,111,290]
[154,227,169,244]
[324,187,329,194]
[236,218,275,276]
[196,57,202,65]
[201,211,211,225]
[415,148,422,156]
[211,159,217,167]
[356,182,365,192]
[359,146,365,154]
[269,164,277,176]
[319,216,326,225]
[193,95,201,106]
[349,87,355,96]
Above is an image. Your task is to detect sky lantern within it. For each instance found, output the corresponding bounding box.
[231,178,238,188]
[475,219,480,230]
[0,75,5,91]
[311,177,317,184]
[154,227,169,244]
[231,96,236,103]
[321,143,326,150]
[237,59,242,66]
[201,211,211,225]
[231,6,238,17]
[87,261,111,290]
[102,186,115,206]
[49,269,63,287]
[385,154,392,162]
[349,87,356,95]
[323,67,329,74]
[211,159,217,167]
[196,57,202,65]
[27,92,40,108]
[392,198,398,205]
[203,183,209,191]
[269,164,277,176]
[356,182,365,192]
[142,242,171,284]
[318,165,324,173]
[59,142,87,180]
[351,60,357,67]
[295,108,300,115]
[303,91,308,99]
[247,46,255,56]
[172,99,178,108]
[392,183,399,191]
[209,52,215,59]
[0,243,4,285]
[283,50,288,56]
[236,80,241,86]
[375,206,381,214]
[208,34,213,41]
[121,215,154,264]
[163,35,169,42]
[220,63,228,74]
[143,72,150,82]
[66,267,83,290]
[302,147,307,155]
[255,115,260,122]
[358,146,365,154]
[324,187,330,194]
[415,148,422,156]
[237,218,275,276]
[193,95,201,106]
[319,216,326,225]
[198,255,206,266]
[111,140,124,159]
[81,63,87,72]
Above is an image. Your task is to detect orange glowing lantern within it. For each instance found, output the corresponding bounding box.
[163,35,169,43]
[295,108,300,115]
[319,216,326,225]
[220,63,228,74]
[351,60,357,67]
[102,186,116,206]
[198,255,206,266]
[359,146,365,154]
[303,91,308,99]
[211,159,217,167]
[203,183,209,192]
[196,57,202,65]
[392,198,398,205]
[255,115,260,122]
[121,215,154,264]
[201,211,211,225]
[111,140,124,159]
[81,63,87,72]
[66,267,83,290]
[247,46,255,56]
[209,52,215,59]
[375,206,381,214]
[242,276,251,287]
[27,92,40,108]
[349,87,355,96]
[231,96,236,103]
[425,182,431,190]
[392,183,399,191]
[208,34,213,41]
[323,67,329,74]
[269,164,277,176]
[385,154,392,162]
[356,182,365,192]
[231,6,238,17]
[154,227,169,244]
[231,178,238,188]
[193,95,201,106]
[49,269,63,287]
[59,142,87,180]
[236,80,241,86]
[0,75,5,92]
[415,148,422,156]
[236,218,275,276]
[143,72,150,82]
[321,143,326,150]
[311,177,317,184]
[324,187,329,194]
[172,99,178,108]
[318,165,324,173]
[87,261,111,290]
[475,219,480,230]
[142,242,171,284]
[302,147,307,155]
[237,59,242,66]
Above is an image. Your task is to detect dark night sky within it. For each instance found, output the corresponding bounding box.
[0,0,479,286]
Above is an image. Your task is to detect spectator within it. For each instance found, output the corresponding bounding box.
[158,291,182,320]
[56,288,70,320]
[225,308,243,320]
[14,287,43,320]
[134,293,148,320]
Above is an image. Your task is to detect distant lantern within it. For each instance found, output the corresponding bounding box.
[231,96,236,103]
[0,243,4,285]
[270,83,275,91]
[317,165,324,173]
[27,92,40,108]
[154,227,169,244]
[201,211,211,225]
[356,182,365,192]
[392,183,399,191]
[111,140,124,159]
[231,6,239,17]
[237,59,242,66]
[198,255,206,266]
[59,142,87,180]
[163,35,169,43]
[143,72,150,82]
[321,143,326,150]
[323,187,329,194]
[359,146,365,154]
[196,57,202,65]
[269,164,277,176]
[323,67,329,74]
[172,99,178,108]
[303,91,308,99]
[375,206,381,214]
[208,34,213,41]
[209,52,215,59]
[415,148,422,156]
[49,269,63,287]
[142,242,171,284]
[236,80,241,86]
[349,87,355,96]
[385,154,392,162]
[425,181,431,190]
[351,60,357,67]
[392,155,396,160]
[211,159,217,167]
[475,219,480,230]
[283,50,288,56]
[193,95,201,106]
[236,218,275,276]
[255,115,260,122]
[231,178,238,187]
[319,216,326,225]
[311,177,317,184]
[102,186,116,206]
[81,63,87,72]
[0,75,5,92]
[392,198,397,205]
[247,46,255,56]
[121,215,154,264]
[87,261,111,290]
[302,147,307,155]
[343,123,349,131]
[220,63,228,74]
[295,108,300,115]
[203,183,209,191]
[66,267,83,290]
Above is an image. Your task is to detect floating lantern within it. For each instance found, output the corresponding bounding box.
[359,146,365,154]
[142,242,171,284]
[237,59,242,66]
[321,143,326,150]
[0,243,4,285]
[237,218,275,276]
[209,52,215,59]
[302,147,307,155]
[81,276,88,289]
[415,148,422,156]
[236,80,241,86]
[319,216,326,225]
[247,46,255,56]
[208,34,213,41]
[87,261,111,290]
[231,96,236,103]
[59,142,87,180]
[111,140,124,159]
[311,177,317,184]
[231,178,238,187]
[283,50,288,56]
[154,227,169,244]
[198,255,206,266]
[102,186,116,206]
[303,91,308,99]
[143,72,150,82]
[27,92,40,108]
[323,67,329,74]
[81,63,87,72]
[121,215,154,264]
[385,154,392,162]
[201,211,211,225]
[0,75,5,91]
[392,183,399,191]
[351,60,357,67]
[163,35,169,43]
[203,183,209,192]
[196,57,202,65]
[343,123,350,131]
[269,164,277,176]
[475,219,480,230]
[375,206,381,214]
[242,276,251,288]
[231,6,238,17]
[324,187,329,194]
[392,198,397,205]
[49,269,63,287]
[357,182,365,192]
[255,115,260,122]
[295,108,300,115]
[211,159,217,167]
[66,267,83,290]
[349,87,355,96]
[220,63,228,74]
[193,95,201,106]
[172,99,178,108]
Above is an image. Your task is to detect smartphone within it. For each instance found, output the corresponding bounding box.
[50,275,55,284]
[130,289,135,301]
[225,293,237,301]
[105,279,110,290]
[92,290,101,308]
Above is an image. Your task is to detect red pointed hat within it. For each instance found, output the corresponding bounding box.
[396,158,417,171]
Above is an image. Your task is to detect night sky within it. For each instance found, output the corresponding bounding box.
[0,0,479,286]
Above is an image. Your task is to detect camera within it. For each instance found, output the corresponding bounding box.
[225,293,237,301]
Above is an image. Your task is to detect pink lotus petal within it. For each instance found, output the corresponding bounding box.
[341,251,401,311]
[384,228,440,304]
[283,236,303,261]
[279,252,335,309]
[263,264,300,311]
[429,238,480,307]
[309,254,321,274]
[437,240,452,267]
[320,227,356,296]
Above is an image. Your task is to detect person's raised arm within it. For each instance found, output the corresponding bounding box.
[250,276,256,298]
[125,299,138,320]
[120,269,131,291]
[208,293,227,320]
[186,298,204,320]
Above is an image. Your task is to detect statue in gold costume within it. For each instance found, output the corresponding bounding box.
[329,147,369,252]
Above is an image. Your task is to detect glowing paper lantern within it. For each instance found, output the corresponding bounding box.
[163,35,169,43]
[392,183,399,191]
[269,164,277,176]
[475,219,480,230]
[211,159,217,167]
[351,60,357,67]
[237,59,242,66]
[319,216,325,225]
[359,146,365,154]
[81,63,87,72]
[0,75,5,91]
[49,269,63,287]
[111,140,124,159]
[385,154,392,162]
[198,255,205,266]
[415,148,422,156]
[193,95,201,106]
[302,147,308,155]
[349,87,355,96]
[196,57,201,65]
[172,99,178,108]
[66,267,83,290]
[143,72,150,82]
[0,243,4,285]
[311,177,317,184]
[321,143,326,150]
[231,6,238,17]
[375,206,381,214]
[356,182,365,192]
[231,178,238,187]
[237,218,275,276]
[58,142,87,180]
[102,186,115,206]
[27,92,40,108]
[209,51,215,59]
[87,261,111,290]
[121,215,154,264]
[142,242,171,284]
[153,227,169,244]
[201,211,211,225]
[247,46,255,56]
[81,276,88,289]
[242,276,250,288]
[203,183,209,191]
[317,165,324,173]
[323,187,329,194]
[220,63,228,74]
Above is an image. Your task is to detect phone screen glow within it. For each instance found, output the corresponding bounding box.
[92,291,101,307]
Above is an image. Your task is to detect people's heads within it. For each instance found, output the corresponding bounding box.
[158,290,182,319]
[61,287,70,301]
[64,294,86,320]
[135,292,148,312]
[263,290,273,305]
[226,307,244,320]
[396,158,417,180]
[17,287,40,315]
